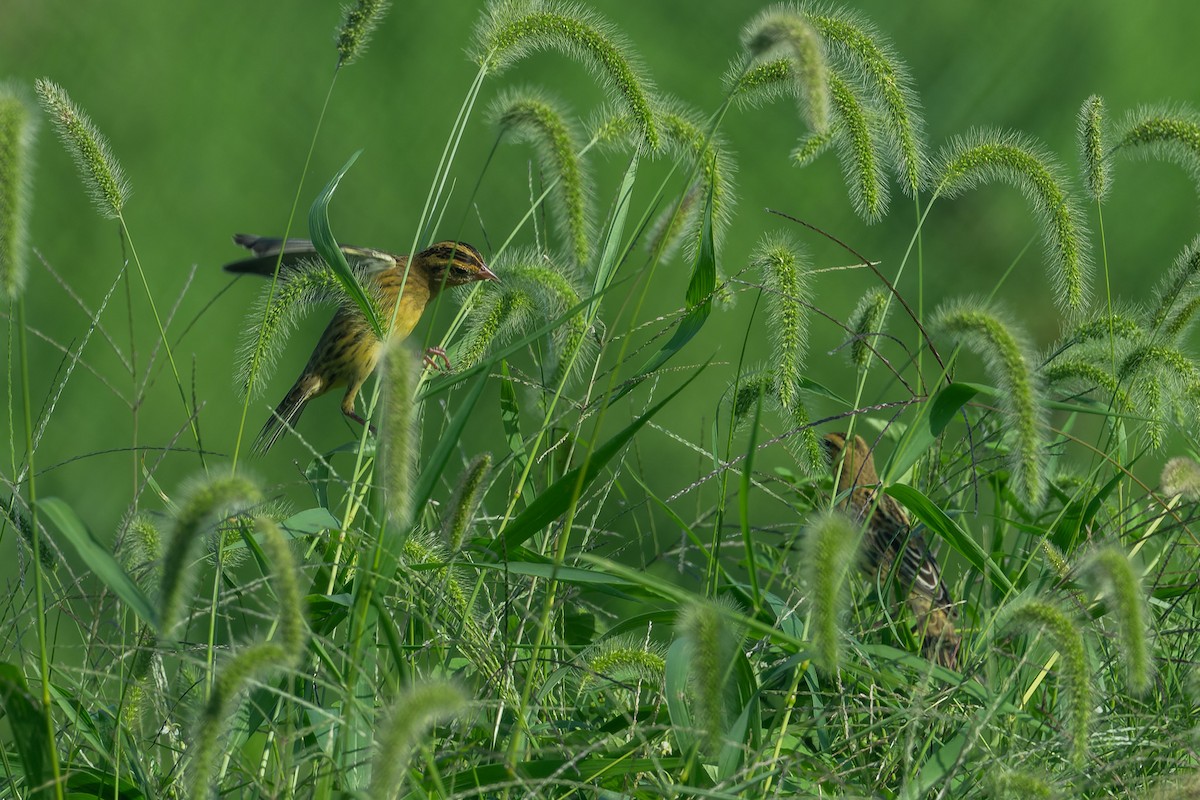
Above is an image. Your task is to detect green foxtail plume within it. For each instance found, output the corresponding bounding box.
[1079,94,1108,202]
[678,596,744,755]
[1084,544,1152,695]
[0,82,36,299]
[848,287,889,369]
[442,452,492,553]
[368,680,468,800]
[740,5,830,135]
[382,342,418,526]
[935,301,1047,506]
[472,0,659,150]
[159,473,263,639]
[929,129,1091,314]
[1162,455,1200,500]
[1000,598,1091,770]
[806,3,925,192]
[491,88,592,265]
[35,78,129,219]
[752,232,811,412]
[800,511,860,674]
[336,0,391,67]
[1112,104,1200,202]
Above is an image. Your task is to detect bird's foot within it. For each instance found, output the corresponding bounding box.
[423,346,452,371]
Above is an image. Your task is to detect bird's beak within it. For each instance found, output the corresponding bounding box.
[478,264,500,283]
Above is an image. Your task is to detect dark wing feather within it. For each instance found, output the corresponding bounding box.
[225,234,397,277]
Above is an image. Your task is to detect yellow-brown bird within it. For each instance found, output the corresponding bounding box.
[823,432,961,669]
[225,234,498,452]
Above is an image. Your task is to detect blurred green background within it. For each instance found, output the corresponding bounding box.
[5,0,1200,536]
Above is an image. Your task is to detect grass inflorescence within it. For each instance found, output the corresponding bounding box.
[9,2,1200,798]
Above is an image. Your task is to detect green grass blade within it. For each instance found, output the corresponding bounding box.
[0,662,48,798]
[410,371,489,519]
[590,153,639,318]
[884,483,1015,596]
[492,361,707,552]
[616,182,717,402]
[885,382,978,481]
[39,497,158,630]
[307,149,383,337]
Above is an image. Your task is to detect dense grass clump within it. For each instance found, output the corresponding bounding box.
[4,3,1200,798]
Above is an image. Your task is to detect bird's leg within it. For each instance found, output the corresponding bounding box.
[341,392,378,435]
[423,346,451,371]
[342,406,378,435]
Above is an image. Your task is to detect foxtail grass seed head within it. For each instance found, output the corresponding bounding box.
[400,533,476,628]
[473,0,659,150]
[1079,95,1109,202]
[189,641,292,800]
[656,100,737,262]
[34,78,129,220]
[1162,456,1200,500]
[752,233,811,412]
[5,495,58,571]
[579,633,666,695]
[1116,345,1200,437]
[679,597,743,755]
[256,518,308,662]
[1042,358,1132,414]
[807,6,926,193]
[1148,235,1200,332]
[1166,294,1200,342]
[500,253,593,388]
[848,288,889,370]
[791,128,833,166]
[0,82,36,299]
[1067,310,1145,344]
[935,301,1047,507]
[1113,105,1200,202]
[491,88,592,266]
[787,400,824,476]
[236,261,342,396]
[929,129,1091,314]
[382,342,418,526]
[828,73,888,222]
[120,513,163,578]
[442,452,492,553]
[368,680,468,800]
[336,0,390,67]
[159,473,263,639]
[741,7,830,135]
[1084,544,1153,695]
[453,282,535,371]
[989,768,1058,799]
[1002,598,1091,769]
[800,511,860,674]
[728,369,778,428]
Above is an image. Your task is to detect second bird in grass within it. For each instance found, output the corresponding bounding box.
[823,432,961,670]
[225,235,498,453]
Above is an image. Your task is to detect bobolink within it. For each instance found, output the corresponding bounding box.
[226,235,498,452]
[823,432,961,669]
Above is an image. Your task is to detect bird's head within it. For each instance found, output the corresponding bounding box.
[416,241,499,288]
[822,432,878,488]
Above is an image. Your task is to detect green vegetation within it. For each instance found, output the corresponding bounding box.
[3,2,1200,798]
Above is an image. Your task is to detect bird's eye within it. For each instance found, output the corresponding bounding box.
[452,267,470,278]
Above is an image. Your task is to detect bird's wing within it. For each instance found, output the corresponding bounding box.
[225,235,398,277]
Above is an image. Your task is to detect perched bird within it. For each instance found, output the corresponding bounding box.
[822,432,961,669]
[226,234,498,452]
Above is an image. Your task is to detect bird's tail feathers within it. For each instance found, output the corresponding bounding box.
[254,377,318,453]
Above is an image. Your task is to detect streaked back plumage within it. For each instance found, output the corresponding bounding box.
[823,432,961,669]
